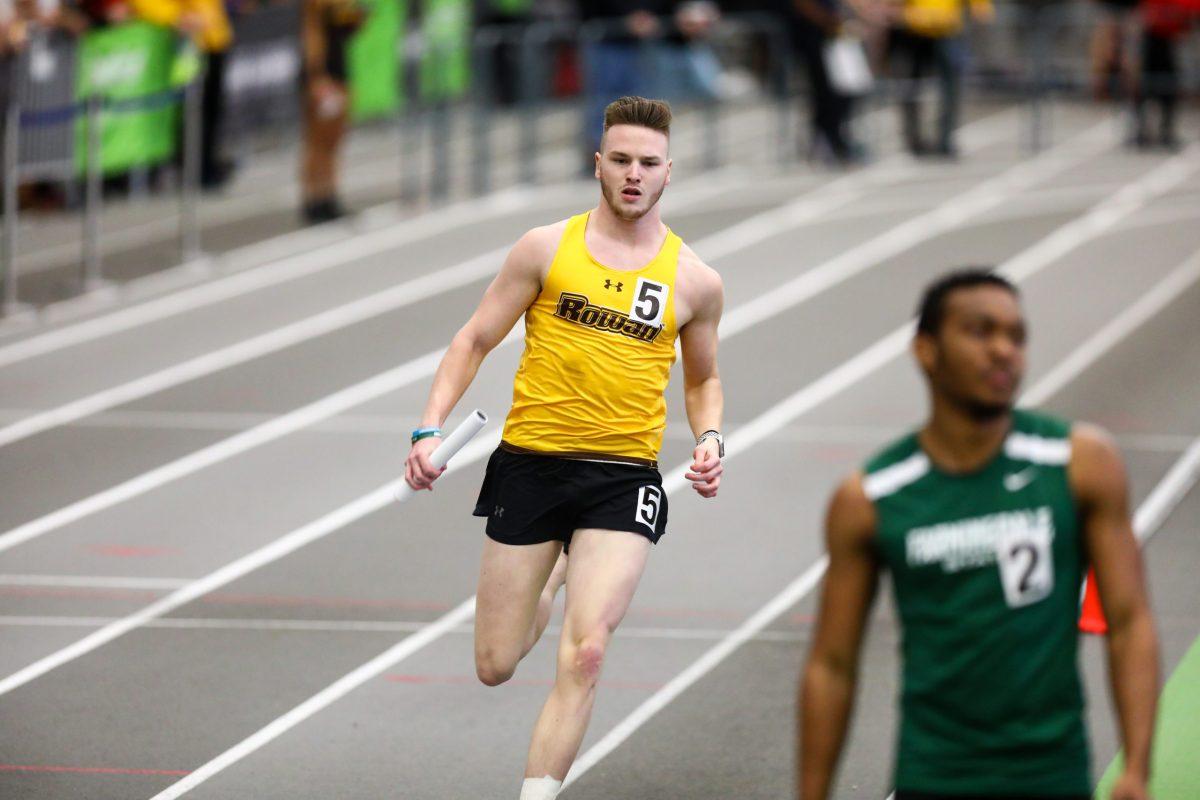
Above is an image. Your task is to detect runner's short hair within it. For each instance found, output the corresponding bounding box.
[603,96,672,137]
[916,268,1020,335]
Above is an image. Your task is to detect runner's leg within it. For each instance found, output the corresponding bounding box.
[475,538,563,686]
[523,529,652,779]
[531,551,569,653]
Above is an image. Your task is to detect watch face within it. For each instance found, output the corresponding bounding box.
[698,432,723,457]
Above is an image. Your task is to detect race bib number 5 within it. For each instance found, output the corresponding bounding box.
[630,278,668,328]
[635,486,662,532]
[995,509,1055,608]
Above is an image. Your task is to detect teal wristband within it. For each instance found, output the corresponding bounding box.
[411,427,442,444]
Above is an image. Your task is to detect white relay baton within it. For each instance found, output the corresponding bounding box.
[396,409,489,503]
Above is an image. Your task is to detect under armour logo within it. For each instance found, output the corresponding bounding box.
[604,280,624,292]
[493,506,505,518]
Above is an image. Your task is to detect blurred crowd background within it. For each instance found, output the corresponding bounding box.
[1,0,1198,307]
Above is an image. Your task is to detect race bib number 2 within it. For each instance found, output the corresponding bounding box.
[995,511,1055,608]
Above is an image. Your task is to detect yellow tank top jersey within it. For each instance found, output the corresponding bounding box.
[502,211,681,464]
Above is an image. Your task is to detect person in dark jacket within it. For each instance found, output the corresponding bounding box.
[1132,0,1191,149]
[789,0,868,164]
[578,0,676,153]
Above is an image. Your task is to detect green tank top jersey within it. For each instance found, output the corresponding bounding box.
[863,409,1090,796]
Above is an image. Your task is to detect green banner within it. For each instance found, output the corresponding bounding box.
[76,21,178,175]
[349,0,404,120]
[489,0,531,15]
[420,0,470,101]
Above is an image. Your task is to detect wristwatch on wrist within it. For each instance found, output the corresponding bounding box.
[696,429,723,458]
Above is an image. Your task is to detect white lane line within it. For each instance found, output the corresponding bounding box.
[695,110,1026,266]
[134,142,1186,800]
[563,170,1200,786]
[1131,436,1200,545]
[0,97,816,366]
[0,187,545,370]
[0,616,446,632]
[1021,250,1200,407]
[1,407,1191,454]
[0,116,1029,554]
[0,122,1127,732]
[717,121,1115,337]
[148,597,477,800]
[0,176,752,450]
[0,616,810,641]
[0,424,499,700]
[0,254,503,448]
[0,182,743,554]
[0,346,457,556]
[0,408,316,431]
[1117,202,1200,233]
[0,574,189,590]
[0,111,1110,711]
[0,118,1011,445]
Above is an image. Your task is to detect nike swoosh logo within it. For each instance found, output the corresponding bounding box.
[1004,468,1038,492]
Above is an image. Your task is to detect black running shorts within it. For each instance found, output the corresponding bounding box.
[472,446,668,552]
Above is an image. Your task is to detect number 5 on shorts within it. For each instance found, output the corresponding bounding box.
[635,486,662,531]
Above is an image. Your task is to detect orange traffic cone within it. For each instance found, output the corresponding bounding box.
[1078,569,1108,635]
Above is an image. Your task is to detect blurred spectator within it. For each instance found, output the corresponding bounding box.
[15,0,89,36]
[578,0,721,153]
[299,0,365,223]
[886,0,991,158]
[578,0,673,153]
[1,0,26,54]
[80,0,130,25]
[787,0,877,164]
[477,0,533,107]
[654,0,721,103]
[1132,0,1190,149]
[130,0,234,188]
[1089,0,1138,100]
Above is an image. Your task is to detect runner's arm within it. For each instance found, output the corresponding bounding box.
[1071,424,1160,793]
[679,257,724,497]
[799,473,879,800]
[404,229,548,490]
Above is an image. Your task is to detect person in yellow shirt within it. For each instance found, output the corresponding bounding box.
[404,96,725,800]
[129,0,233,188]
[887,0,991,157]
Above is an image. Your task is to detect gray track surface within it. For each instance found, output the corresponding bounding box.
[10,103,774,308]
[0,101,1198,799]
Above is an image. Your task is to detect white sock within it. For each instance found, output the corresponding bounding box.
[519,776,562,800]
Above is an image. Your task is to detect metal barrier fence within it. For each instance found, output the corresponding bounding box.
[399,11,794,205]
[3,3,1199,316]
[0,25,203,317]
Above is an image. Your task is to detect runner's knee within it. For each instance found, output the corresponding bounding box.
[563,632,607,686]
[476,646,518,687]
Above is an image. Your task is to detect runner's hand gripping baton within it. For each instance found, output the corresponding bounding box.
[395,409,489,503]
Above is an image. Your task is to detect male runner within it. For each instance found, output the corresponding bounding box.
[799,269,1160,800]
[404,96,725,800]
